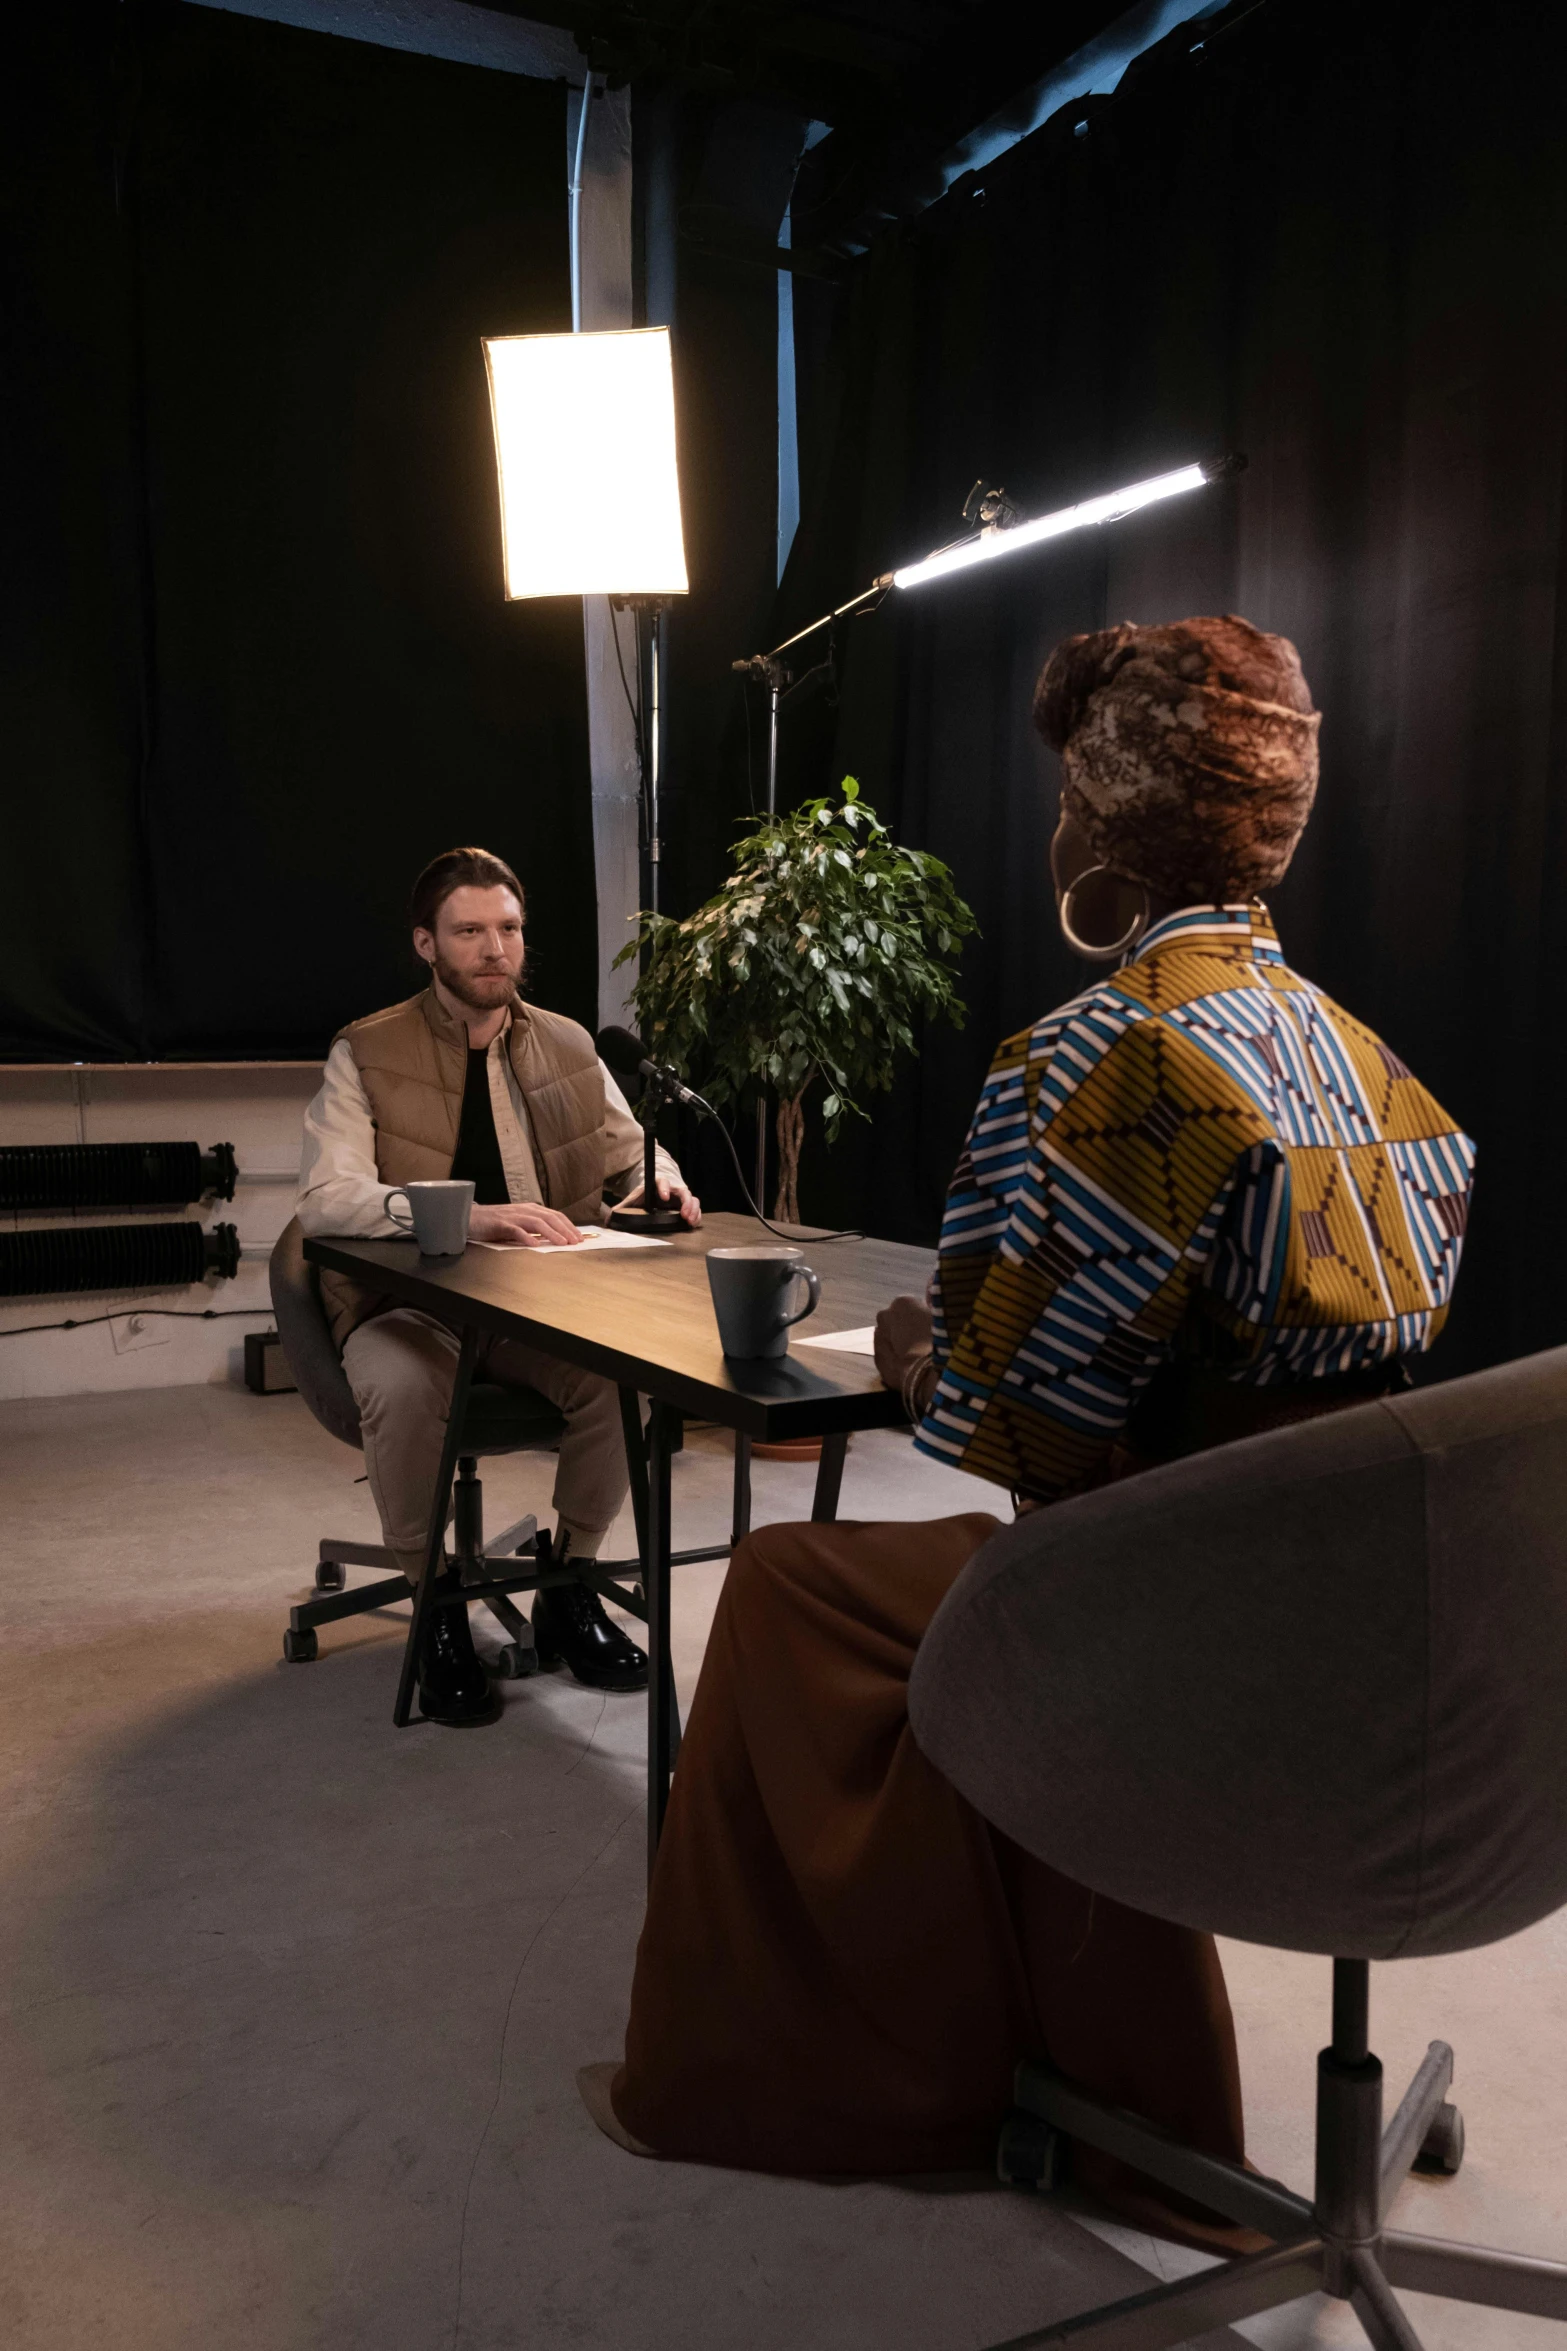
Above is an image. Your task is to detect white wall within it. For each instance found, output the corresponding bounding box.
[0,1065,320,1401]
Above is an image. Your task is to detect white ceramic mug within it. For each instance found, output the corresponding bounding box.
[385,1179,475,1256]
[705,1243,821,1359]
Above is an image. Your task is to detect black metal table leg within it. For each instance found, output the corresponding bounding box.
[393,1325,480,1728]
[645,1397,682,1876]
[811,1430,848,1523]
[617,1385,650,1570]
[732,1432,752,1547]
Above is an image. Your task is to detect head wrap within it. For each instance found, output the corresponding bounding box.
[1033,614,1320,902]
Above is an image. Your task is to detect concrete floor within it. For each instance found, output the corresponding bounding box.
[0,1385,1561,2349]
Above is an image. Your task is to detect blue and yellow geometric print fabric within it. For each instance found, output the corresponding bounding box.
[915,905,1475,1501]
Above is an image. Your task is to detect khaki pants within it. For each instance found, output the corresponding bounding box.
[341,1307,629,1577]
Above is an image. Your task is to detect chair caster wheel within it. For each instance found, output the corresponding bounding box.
[491,1642,539,1680]
[283,1628,319,1663]
[997,2109,1066,2192]
[314,1560,347,1593]
[1414,2101,1464,2174]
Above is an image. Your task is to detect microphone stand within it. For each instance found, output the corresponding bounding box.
[606,1065,686,1234]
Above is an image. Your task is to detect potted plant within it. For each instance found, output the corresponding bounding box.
[616,779,976,1224]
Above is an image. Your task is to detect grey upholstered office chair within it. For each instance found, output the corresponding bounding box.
[269,1216,573,1686]
[909,1343,1567,2351]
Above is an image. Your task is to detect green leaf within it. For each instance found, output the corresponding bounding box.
[613,781,975,1175]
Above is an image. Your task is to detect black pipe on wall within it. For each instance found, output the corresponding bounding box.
[0,1222,239,1297]
[0,1141,237,1212]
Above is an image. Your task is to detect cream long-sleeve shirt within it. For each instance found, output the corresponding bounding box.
[296,1023,683,1238]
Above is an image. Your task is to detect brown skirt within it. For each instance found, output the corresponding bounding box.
[611,1511,1254,2248]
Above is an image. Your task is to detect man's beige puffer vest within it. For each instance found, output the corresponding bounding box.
[318,988,606,1350]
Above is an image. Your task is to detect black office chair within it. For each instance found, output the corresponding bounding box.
[910,1343,1567,2350]
[269,1218,648,1712]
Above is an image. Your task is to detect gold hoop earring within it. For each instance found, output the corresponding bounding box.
[1058,866,1150,963]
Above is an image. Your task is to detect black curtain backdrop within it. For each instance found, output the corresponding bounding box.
[1,2,593,1061]
[767,0,1567,1380]
[635,92,803,921]
[1,7,150,1057]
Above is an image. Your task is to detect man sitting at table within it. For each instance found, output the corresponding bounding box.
[294,845,701,1730]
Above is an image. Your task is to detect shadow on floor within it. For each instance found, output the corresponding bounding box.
[0,1612,1234,2351]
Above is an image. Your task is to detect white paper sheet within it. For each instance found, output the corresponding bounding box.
[470,1225,672,1254]
[793,1325,878,1355]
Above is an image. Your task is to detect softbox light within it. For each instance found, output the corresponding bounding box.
[482,326,689,600]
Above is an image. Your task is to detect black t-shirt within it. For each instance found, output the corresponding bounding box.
[450,1047,510,1205]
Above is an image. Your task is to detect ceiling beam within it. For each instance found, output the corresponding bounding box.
[791,0,1143,249]
[461,0,915,120]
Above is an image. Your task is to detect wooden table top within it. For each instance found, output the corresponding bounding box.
[304,1212,934,1441]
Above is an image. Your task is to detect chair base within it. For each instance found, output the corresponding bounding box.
[282,1520,654,1658]
[282,1460,728,1704]
[283,1512,552,1661]
[990,1958,1567,2349]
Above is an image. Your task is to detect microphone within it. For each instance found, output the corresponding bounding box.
[596,1026,703,1109]
[599,1027,863,1243]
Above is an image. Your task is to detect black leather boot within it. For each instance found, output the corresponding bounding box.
[417,1595,502,1727]
[533,1573,648,1693]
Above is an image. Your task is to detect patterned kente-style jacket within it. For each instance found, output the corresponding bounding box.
[915,904,1475,1501]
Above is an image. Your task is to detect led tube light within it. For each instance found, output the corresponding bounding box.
[891,462,1211,591]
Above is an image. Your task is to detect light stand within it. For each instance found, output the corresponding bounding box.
[733,578,889,817]
[479,314,689,1219]
[733,589,888,1201]
[731,453,1245,1212]
[602,591,683,1230]
[612,593,670,912]
[734,456,1247,789]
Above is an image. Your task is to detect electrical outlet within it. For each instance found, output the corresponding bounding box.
[110,1311,169,1355]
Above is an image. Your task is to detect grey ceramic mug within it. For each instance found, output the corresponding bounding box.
[385,1179,475,1256]
[706,1243,821,1360]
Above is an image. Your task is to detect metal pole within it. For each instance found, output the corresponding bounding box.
[648,604,663,912]
[1332,1957,1370,2064]
[737,578,890,680]
[568,72,595,333]
[646,1399,678,1874]
[754,664,780,1209]
[766,670,780,815]
[731,1434,752,1547]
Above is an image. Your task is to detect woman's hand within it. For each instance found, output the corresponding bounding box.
[468,1201,585,1247]
[874,1293,935,1399]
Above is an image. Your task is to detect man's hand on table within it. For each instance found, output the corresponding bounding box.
[469,1202,586,1248]
[874,1294,936,1420]
[618,1179,703,1228]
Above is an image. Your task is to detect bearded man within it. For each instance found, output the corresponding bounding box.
[295,845,700,1729]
